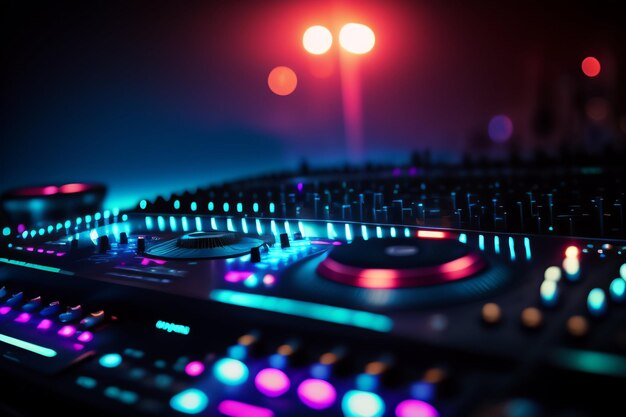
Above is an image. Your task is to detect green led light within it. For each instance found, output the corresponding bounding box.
[210,290,393,332]
[551,348,626,378]
[0,333,57,357]
[170,389,209,414]
[0,258,73,275]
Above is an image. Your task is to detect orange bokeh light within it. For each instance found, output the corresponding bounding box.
[339,23,375,54]
[268,66,298,96]
[303,25,333,55]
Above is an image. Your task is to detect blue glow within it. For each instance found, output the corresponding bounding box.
[587,288,607,316]
[524,237,531,260]
[620,263,626,279]
[494,236,500,254]
[85,215,92,223]
[284,221,291,236]
[227,218,235,232]
[253,202,259,213]
[269,353,287,369]
[170,389,209,415]
[540,280,559,307]
[223,202,230,212]
[341,390,385,417]
[508,237,516,261]
[244,274,259,288]
[271,220,278,237]
[609,278,626,302]
[104,210,111,219]
[211,218,218,230]
[21,231,28,239]
[227,344,247,361]
[145,216,154,230]
[157,216,166,231]
[113,208,120,216]
[410,381,435,402]
[139,200,147,210]
[174,200,180,210]
[76,217,82,225]
[38,228,44,236]
[169,216,177,232]
[64,220,71,228]
[269,203,275,213]
[182,217,189,232]
[237,203,243,213]
[345,224,353,241]
[155,320,190,335]
[298,221,305,237]
[376,226,382,239]
[213,358,249,386]
[404,228,410,238]
[551,348,626,378]
[241,218,249,234]
[355,373,378,391]
[0,333,57,358]
[94,212,101,221]
[310,363,330,379]
[195,217,203,231]
[459,233,467,243]
[190,202,197,212]
[30,230,37,237]
[208,202,214,211]
[390,227,396,238]
[47,225,53,234]
[99,353,122,368]
[211,290,393,332]
[327,223,336,239]
[361,225,369,240]
[478,235,485,251]
[256,219,263,235]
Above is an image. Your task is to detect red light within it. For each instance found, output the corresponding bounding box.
[565,246,579,258]
[59,183,89,194]
[268,66,298,96]
[417,230,447,239]
[581,57,601,78]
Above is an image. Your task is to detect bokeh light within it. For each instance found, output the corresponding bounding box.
[339,23,375,54]
[268,66,298,96]
[487,115,514,143]
[303,25,333,55]
[581,56,601,77]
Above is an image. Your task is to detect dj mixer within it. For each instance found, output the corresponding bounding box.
[1,157,625,417]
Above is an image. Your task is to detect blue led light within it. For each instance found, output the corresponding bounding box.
[47,225,53,233]
[208,202,214,211]
[540,280,559,307]
[345,224,353,241]
[64,220,71,228]
[227,218,235,232]
[85,215,92,223]
[256,219,263,235]
[122,214,128,222]
[99,353,122,368]
[237,202,243,212]
[174,200,180,210]
[227,344,247,360]
[310,363,330,380]
[508,236,516,261]
[253,202,259,213]
[139,200,147,210]
[327,223,336,239]
[94,212,101,221]
[609,278,626,302]
[355,373,378,391]
[410,381,435,402]
[191,202,197,212]
[459,233,467,243]
[145,216,154,230]
[30,230,37,237]
[587,288,607,316]
[104,210,111,219]
[478,235,485,251]
[404,228,410,238]
[113,208,120,216]
[524,237,531,260]
[269,202,275,213]
[223,202,230,212]
[213,358,249,386]
[170,389,209,414]
[621,263,626,279]
[376,226,382,238]
[269,353,287,369]
[195,217,203,231]
[76,217,82,225]
[341,390,385,417]
[390,227,396,238]
[22,231,28,239]
[241,218,249,234]
[157,216,166,231]
[182,217,189,232]
[169,216,177,232]
[244,274,259,288]
[361,225,368,240]
[493,236,500,254]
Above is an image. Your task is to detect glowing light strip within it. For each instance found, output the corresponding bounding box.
[551,348,626,377]
[0,333,57,357]
[508,237,516,261]
[417,230,447,239]
[0,258,74,275]
[217,400,274,417]
[211,290,393,332]
[524,237,531,260]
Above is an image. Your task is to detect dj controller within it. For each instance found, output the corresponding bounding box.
[1,157,625,417]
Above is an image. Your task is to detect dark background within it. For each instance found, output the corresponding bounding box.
[2,0,624,208]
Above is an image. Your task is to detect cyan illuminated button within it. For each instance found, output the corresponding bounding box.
[540,280,559,307]
[170,388,209,414]
[587,288,607,316]
[99,353,123,368]
[609,278,626,302]
[342,390,385,417]
[213,358,249,385]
